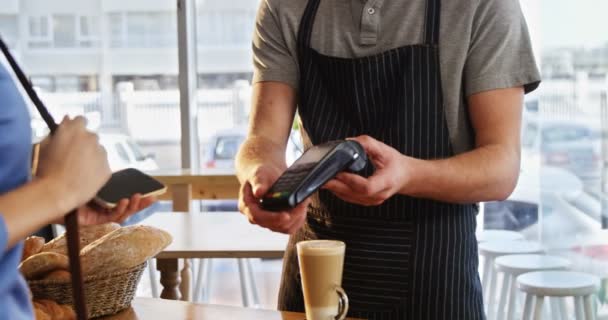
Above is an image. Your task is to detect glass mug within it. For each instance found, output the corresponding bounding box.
[297,240,349,320]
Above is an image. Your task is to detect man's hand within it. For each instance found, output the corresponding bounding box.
[238,164,310,234]
[323,135,410,206]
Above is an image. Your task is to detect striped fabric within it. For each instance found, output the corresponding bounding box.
[278,0,485,318]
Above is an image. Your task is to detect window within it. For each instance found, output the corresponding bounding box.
[28,15,99,49]
[115,143,130,162]
[197,10,256,46]
[0,15,18,48]
[78,16,99,47]
[486,1,608,313]
[53,15,77,48]
[28,16,51,48]
[108,12,177,48]
[31,75,97,93]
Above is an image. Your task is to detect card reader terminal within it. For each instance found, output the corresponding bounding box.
[259,140,367,211]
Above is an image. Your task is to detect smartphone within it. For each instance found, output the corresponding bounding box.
[259,140,368,211]
[93,168,167,209]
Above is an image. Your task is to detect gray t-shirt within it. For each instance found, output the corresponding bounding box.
[252,0,541,154]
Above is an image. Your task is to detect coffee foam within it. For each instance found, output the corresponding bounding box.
[305,306,339,320]
[297,240,345,256]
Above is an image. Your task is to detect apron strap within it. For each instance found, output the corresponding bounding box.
[424,0,442,46]
[297,0,322,51]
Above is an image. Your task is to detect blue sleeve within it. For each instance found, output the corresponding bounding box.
[0,213,8,252]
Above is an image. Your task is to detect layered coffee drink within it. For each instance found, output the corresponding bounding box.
[297,240,348,320]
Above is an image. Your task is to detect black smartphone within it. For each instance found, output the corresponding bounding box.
[259,140,368,211]
[93,168,167,209]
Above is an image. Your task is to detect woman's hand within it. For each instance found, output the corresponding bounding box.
[78,194,157,225]
[50,194,157,225]
[323,135,411,206]
[36,116,112,214]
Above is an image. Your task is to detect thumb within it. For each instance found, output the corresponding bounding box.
[348,135,386,162]
[250,174,272,198]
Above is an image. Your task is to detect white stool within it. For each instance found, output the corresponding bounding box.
[494,254,571,320]
[518,271,600,320]
[478,240,544,319]
[477,230,524,243]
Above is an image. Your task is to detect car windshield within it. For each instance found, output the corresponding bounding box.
[542,126,588,143]
[127,139,147,161]
[214,136,243,160]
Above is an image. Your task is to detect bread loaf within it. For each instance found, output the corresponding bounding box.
[81,225,172,275]
[33,306,51,320]
[41,223,120,255]
[42,269,71,282]
[19,252,69,280]
[33,299,75,320]
[22,236,45,262]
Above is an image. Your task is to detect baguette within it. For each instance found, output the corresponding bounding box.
[41,223,121,255]
[22,236,45,262]
[81,225,172,275]
[19,252,69,280]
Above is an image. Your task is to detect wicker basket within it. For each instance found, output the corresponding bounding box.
[28,262,146,319]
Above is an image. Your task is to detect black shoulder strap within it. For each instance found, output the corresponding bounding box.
[0,37,57,132]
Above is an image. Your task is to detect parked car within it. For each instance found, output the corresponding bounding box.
[99,133,159,172]
[540,121,601,183]
[201,127,303,170]
[200,127,303,211]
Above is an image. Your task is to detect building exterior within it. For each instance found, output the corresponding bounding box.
[0,0,257,94]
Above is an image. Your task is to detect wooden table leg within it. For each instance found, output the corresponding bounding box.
[180,259,192,301]
[172,184,192,212]
[157,258,181,300]
[171,184,193,301]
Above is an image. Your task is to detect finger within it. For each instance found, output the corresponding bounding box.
[128,194,142,213]
[330,189,380,206]
[323,179,355,195]
[113,198,129,217]
[348,135,386,159]
[242,182,260,206]
[286,199,310,234]
[250,174,273,198]
[334,172,379,195]
[241,183,291,231]
[138,196,156,210]
[72,116,88,129]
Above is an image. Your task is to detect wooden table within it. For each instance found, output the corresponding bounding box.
[140,212,289,301]
[150,168,240,212]
[102,297,362,320]
[149,168,241,300]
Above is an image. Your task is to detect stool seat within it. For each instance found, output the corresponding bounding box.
[518,271,600,297]
[477,230,524,243]
[495,254,571,275]
[479,240,544,257]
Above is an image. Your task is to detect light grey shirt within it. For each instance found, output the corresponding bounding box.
[252,0,541,154]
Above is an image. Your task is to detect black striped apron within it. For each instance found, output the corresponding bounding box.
[278,0,485,318]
